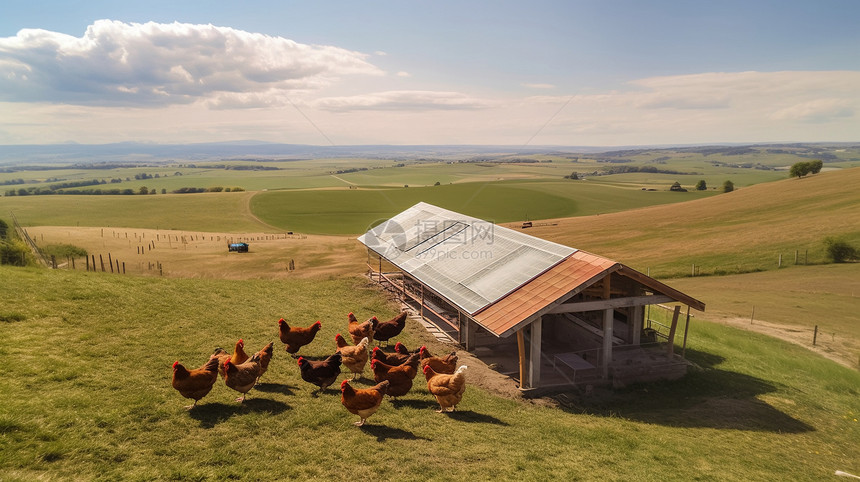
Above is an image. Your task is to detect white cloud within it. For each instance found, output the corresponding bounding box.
[314,90,494,112]
[0,20,383,107]
[523,83,555,89]
[396,71,411,78]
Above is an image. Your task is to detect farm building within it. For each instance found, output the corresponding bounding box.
[359,202,705,393]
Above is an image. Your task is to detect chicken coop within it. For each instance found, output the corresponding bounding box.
[358,202,705,393]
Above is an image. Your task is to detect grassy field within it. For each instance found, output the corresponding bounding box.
[521,167,860,278]
[250,179,716,235]
[0,266,858,480]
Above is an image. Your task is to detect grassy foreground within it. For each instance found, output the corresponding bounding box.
[1,266,858,480]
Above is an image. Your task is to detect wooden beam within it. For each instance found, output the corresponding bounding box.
[631,305,643,346]
[529,317,542,389]
[517,328,526,389]
[602,308,613,379]
[547,295,674,314]
[562,313,624,344]
[666,305,681,356]
[681,305,691,358]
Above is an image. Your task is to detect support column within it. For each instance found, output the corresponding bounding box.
[631,305,643,346]
[601,275,613,380]
[666,305,681,357]
[529,317,542,389]
[602,308,613,379]
[517,328,527,389]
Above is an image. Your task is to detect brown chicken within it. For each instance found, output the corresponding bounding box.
[371,345,411,366]
[171,355,220,409]
[372,311,408,346]
[418,345,458,375]
[214,338,248,378]
[370,353,419,399]
[254,341,274,383]
[297,353,342,394]
[335,334,369,379]
[278,318,321,355]
[224,353,262,402]
[347,312,376,346]
[424,364,468,412]
[341,379,389,426]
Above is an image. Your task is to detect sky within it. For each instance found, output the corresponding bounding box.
[1,0,859,146]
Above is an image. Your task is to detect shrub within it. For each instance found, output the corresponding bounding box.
[722,180,734,193]
[0,239,32,266]
[41,243,88,259]
[824,237,858,263]
[695,180,707,191]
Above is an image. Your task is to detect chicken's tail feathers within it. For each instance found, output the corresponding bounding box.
[455,365,468,376]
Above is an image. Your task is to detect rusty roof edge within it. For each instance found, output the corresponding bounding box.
[490,263,622,338]
[617,265,706,312]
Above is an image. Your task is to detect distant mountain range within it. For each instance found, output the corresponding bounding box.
[0,141,855,166]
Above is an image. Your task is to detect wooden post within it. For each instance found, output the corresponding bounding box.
[631,305,643,346]
[122,262,125,274]
[108,253,113,273]
[601,275,612,379]
[86,256,90,271]
[666,305,681,357]
[602,308,613,379]
[99,255,105,272]
[681,306,691,358]
[750,306,755,325]
[530,317,542,389]
[517,328,527,389]
[813,325,818,346]
[51,255,57,269]
[71,257,75,270]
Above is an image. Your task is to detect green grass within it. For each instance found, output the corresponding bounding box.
[0,192,273,232]
[250,180,717,235]
[0,265,858,480]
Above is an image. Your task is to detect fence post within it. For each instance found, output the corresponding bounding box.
[813,325,818,346]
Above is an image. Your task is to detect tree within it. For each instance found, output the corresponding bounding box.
[722,180,734,193]
[790,161,811,179]
[138,186,149,195]
[824,237,858,263]
[809,159,823,174]
[695,180,707,191]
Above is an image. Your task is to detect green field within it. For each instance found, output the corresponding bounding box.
[0,266,857,480]
[250,180,719,234]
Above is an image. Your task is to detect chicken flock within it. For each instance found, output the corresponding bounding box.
[171,311,468,426]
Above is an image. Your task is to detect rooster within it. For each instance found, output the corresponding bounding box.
[278,318,321,355]
[297,353,342,394]
[341,379,389,427]
[418,345,458,374]
[254,341,274,384]
[371,344,411,366]
[370,353,419,399]
[335,334,369,380]
[372,311,408,346]
[347,312,376,346]
[224,353,262,403]
[424,365,467,412]
[214,338,248,379]
[171,355,220,409]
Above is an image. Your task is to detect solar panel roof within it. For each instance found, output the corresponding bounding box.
[358,202,576,315]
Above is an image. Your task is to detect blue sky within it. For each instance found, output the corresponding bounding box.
[1,1,858,145]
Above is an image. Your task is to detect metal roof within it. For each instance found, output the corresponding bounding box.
[360,202,705,338]
[358,202,576,315]
[473,250,619,337]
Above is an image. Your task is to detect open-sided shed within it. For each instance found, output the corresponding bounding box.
[359,202,705,392]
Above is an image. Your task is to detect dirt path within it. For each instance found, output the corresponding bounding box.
[703,311,858,370]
